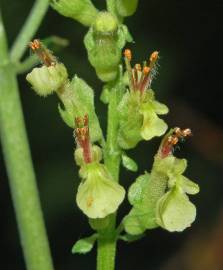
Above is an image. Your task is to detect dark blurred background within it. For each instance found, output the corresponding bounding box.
[0,0,222,269]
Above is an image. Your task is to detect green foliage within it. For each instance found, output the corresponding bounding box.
[121,153,138,172]
[72,234,98,254]
[58,75,102,142]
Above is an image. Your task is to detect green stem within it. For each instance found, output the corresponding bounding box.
[97,81,122,270]
[10,0,50,62]
[15,54,39,74]
[0,12,54,270]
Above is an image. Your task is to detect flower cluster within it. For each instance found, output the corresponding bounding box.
[118,49,168,149]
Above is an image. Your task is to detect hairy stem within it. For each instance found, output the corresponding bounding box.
[97,82,122,270]
[0,12,54,270]
[10,0,50,62]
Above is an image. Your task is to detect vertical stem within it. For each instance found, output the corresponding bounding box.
[10,0,50,62]
[0,13,54,270]
[97,82,122,270]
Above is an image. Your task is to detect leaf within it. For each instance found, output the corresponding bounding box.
[128,173,149,205]
[58,75,103,142]
[71,234,98,254]
[119,233,144,242]
[122,153,138,172]
[58,103,74,128]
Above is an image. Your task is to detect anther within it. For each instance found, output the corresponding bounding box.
[124,49,132,61]
[150,51,159,63]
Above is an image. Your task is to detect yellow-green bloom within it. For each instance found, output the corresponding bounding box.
[118,50,168,149]
[124,129,199,234]
[118,89,168,149]
[76,163,125,219]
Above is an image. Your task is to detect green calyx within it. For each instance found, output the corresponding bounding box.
[118,89,168,149]
[76,162,125,219]
[26,63,68,97]
[74,145,102,167]
[51,0,98,27]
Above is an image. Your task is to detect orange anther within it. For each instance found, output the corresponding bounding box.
[182,128,192,137]
[124,49,132,61]
[143,66,150,75]
[150,51,159,63]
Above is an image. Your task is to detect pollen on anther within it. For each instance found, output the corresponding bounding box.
[143,66,150,75]
[124,49,132,61]
[150,51,159,62]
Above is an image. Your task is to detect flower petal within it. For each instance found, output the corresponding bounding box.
[156,187,196,232]
[140,109,168,140]
[76,164,125,218]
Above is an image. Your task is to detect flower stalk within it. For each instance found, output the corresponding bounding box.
[0,12,54,270]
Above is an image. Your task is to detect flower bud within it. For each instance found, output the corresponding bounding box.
[26,63,68,96]
[93,11,118,33]
[84,12,131,82]
[76,163,125,219]
[116,0,138,17]
[51,0,98,27]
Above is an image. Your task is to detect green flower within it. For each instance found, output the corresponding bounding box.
[118,89,168,149]
[26,63,68,96]
[124,129,199,234]
[76,163,125,219]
